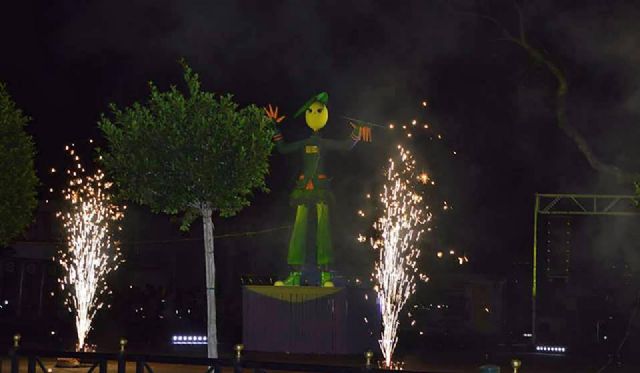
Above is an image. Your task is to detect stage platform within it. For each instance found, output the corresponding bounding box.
[242,285,379,354]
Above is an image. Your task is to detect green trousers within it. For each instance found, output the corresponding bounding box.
[287,203,333,266]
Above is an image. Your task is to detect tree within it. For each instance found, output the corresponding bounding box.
[464,4,640,184]
[0,83,38,247]
[98,62,275,358]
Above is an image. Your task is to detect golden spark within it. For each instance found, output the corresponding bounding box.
[57,146,123,351]
[417,172,430,184]
[371,146,431,367]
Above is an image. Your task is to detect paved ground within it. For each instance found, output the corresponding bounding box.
[2,353,639,373]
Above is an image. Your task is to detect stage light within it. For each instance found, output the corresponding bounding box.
[536,345,566,354]
[171,335,208,345]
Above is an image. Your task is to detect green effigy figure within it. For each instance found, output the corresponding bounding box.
[265,92,371,287]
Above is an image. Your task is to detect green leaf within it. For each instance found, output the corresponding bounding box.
[98,61,275,228]
[0,82,38,246]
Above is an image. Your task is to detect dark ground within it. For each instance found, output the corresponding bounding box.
[1,353,638,373]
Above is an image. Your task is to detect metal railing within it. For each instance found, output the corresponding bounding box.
[4,334,409,373]
[4,334,524,373]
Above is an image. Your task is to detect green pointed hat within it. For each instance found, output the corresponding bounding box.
[294,92,329,118]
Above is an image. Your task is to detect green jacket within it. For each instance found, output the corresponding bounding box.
[273,128,360,205]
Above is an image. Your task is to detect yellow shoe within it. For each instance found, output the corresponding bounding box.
[321,271,334,287]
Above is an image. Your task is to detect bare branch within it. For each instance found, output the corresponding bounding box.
[465,6,639,183]
[514,1,526,44]
[457,10,517,41]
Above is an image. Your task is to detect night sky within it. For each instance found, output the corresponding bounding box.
[2,0,639,276]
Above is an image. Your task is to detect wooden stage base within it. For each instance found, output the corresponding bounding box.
[242,285,379,354]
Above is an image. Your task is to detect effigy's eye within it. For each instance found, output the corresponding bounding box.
[307,108,312,113]
[317,108,323,113]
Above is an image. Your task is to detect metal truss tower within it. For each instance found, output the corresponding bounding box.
[531,193,639,344]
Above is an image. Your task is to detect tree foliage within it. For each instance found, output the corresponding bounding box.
[0,83,38,247]
[99,61,275,358]
[98,62,275,226]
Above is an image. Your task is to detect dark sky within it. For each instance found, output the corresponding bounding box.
[2,0,639,275]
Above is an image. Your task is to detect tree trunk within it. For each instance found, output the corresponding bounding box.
[201,204,218,358]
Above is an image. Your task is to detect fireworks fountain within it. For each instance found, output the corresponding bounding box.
[56,145,124,351]
[371,145,431,368]
[355,100,466,367]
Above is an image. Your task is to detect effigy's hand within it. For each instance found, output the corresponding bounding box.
[264,104,286,124]
[350,122,372,142]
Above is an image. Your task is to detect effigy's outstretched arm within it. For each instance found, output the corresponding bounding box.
[273,131,306,154]
[321,123,369,151]
[265,104,305,154]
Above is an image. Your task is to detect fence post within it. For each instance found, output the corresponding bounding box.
[117,338,127,373]
[99,359,108,373]
[27,356,35,373]
[511,359,522,373]
[364,350,374,370]
[10,334,20,373]
[135,359,144,373]
[234,344,244,373]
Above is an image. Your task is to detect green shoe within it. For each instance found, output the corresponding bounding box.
[321,271,334,287]
[276,271,301,286]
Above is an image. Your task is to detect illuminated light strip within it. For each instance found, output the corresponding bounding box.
[171,335,207,345]
[536,345,567,353]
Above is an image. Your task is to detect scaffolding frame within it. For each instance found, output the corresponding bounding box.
[531,193,639,344]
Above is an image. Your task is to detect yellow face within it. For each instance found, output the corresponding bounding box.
[305,101,329,131]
